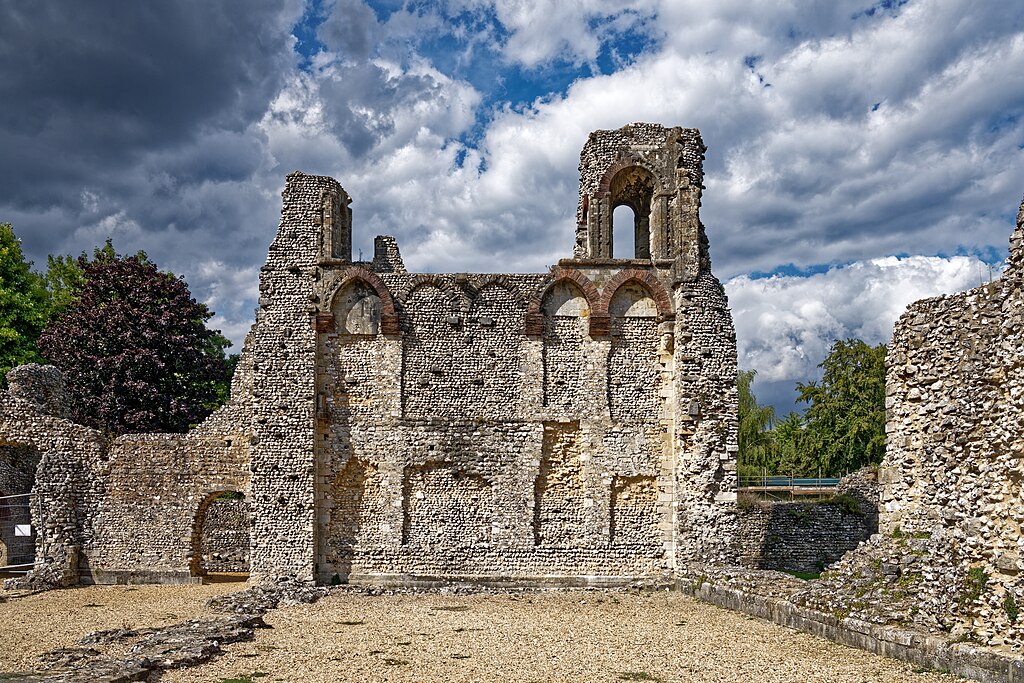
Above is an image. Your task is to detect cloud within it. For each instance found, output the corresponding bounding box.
[726,255,1001,412]
[2,0,1023,385]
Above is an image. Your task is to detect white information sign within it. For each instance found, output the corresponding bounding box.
[13,524,31,537]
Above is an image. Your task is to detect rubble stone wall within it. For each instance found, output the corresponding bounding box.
[199,498,250,574]
[7,123,740,588]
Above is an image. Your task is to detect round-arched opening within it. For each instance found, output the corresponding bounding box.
[607,166,655,259]
[612,205,637,261]
[190,490,250,583]
[332,280,383,335]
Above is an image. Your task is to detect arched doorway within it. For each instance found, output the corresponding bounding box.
[0,443,40,576]
[190,491,250,581]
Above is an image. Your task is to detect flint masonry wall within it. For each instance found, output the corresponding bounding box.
[273,122,741,584]
[11,123,739,587]
[736,472,879,574]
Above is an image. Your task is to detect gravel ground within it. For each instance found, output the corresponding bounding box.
[0,581,242,672]
[157,589,968,683]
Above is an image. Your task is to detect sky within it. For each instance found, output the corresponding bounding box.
[2,0,1023,414]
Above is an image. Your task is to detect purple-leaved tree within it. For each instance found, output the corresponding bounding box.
[37,246,229,435]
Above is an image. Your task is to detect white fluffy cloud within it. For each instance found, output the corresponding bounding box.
[4,0,1023,397]
[726,254,1002,410]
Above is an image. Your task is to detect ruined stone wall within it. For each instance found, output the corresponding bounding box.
[805,198,1024,648]
[304,260,735,583]
[736,501,875,574]
[83,340,254,583]
[0,367,106,588]
[199,498,250,574]
[7,123,738,588]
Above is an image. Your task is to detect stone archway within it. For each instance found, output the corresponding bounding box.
[190,491,250,579]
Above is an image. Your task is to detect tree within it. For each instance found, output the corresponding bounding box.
[796,338,887,476]
[0,223,49,380]
[37,245,230,435]
[737,369,776,480]
[43,253,86,320]
[774,411,811,476]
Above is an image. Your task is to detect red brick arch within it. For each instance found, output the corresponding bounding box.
[596,269,673,320]
[318,266,400,336]
[523,268,600,336]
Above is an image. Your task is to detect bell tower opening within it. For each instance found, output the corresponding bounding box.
[608,166,653,260]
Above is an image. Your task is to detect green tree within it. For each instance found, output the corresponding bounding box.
[0,223,49,380]
[774,411,811,476]
[43,254,86,320]
[37,243,230,435]
[797,338,887,476]
[737,369,776,480]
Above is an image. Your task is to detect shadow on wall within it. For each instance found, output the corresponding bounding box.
[736,473,880,574]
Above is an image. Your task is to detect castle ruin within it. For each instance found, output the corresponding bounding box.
[1,123,740,587]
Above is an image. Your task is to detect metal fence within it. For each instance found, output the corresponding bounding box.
[0,493,35,572]
[738,476,842,489]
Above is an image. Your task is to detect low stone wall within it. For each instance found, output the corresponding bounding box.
[737,498,876,573]
[736,469,879,573]
[200,498,250,574]
[678,567,1024,683]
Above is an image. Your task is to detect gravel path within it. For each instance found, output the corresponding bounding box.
[0,581,242,672]
[157,589,968,683]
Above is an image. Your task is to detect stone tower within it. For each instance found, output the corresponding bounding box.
[574,123,708,282]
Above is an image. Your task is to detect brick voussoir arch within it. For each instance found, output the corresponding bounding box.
[319,266,400,335]
[597,269,674,320]
[523,267,601,336]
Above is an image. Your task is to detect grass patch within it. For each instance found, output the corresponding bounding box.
[432,605,469,612]
[962,566,989,605]
[1006,592,1019,623]
[783,571,821,581]
[220,673,269,683]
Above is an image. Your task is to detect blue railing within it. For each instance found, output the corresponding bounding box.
[738,476,841,489]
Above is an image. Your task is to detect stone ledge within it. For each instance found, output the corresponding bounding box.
[344,572,646,589]
[677,575,1024,683]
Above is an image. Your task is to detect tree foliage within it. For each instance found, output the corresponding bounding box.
[0,223,49,379]
[796,338,887,475]
[738,338,887,478]
[737,369,776,479]
[37,245,230,435]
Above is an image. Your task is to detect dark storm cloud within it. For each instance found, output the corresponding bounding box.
[0,2,297,207]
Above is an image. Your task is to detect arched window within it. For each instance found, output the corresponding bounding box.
[608,166,655,259]
[612,205,636,260]
[332,280,382,335]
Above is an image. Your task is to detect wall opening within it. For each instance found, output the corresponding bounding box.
[191,491,250,580]
[608,166,654,259]
[0,443,40,572]
[612,205,636,260]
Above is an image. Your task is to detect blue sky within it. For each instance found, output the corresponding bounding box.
[2,0,1023,414]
